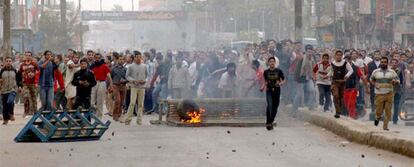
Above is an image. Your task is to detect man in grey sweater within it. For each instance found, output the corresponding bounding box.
[125,51,148,125]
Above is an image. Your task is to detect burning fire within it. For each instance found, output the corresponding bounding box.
[183,108,205,124]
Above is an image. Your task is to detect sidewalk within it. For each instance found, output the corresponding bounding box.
[291,107,414,158]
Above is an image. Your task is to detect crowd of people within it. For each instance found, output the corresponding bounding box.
[0,40,413,131]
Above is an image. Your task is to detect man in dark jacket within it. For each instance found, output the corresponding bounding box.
[72,59,97,109]
[0,57,23,125]
[366,51,381,117]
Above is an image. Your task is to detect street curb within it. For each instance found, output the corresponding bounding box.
[292,109,414,158]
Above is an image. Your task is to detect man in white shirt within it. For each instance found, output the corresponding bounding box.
[65,54,80,110]
[218,63,237,98]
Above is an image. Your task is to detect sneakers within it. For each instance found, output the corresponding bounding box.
[334,114,340,119]
[2,120,8,125]
[383,128,389,131]
[374,119,379,126]
[10,115,15,121]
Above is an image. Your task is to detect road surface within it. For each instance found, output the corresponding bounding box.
[0,106,413,167]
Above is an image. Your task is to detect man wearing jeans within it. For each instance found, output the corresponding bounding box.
[90,53,113,118]
[148,54,170,114]
[313,53,333,112]
[261,57,285,131]
[125,51,148,125]
[38,50,57,111]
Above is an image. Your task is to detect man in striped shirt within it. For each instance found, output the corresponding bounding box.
[370,57,400,131]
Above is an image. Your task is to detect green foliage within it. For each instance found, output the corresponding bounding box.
[38,13,73,53]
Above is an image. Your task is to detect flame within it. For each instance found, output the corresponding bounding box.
[182,108,205,124]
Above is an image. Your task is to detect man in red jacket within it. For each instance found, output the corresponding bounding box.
[19,51,39,117]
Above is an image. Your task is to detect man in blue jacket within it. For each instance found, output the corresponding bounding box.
[38,50,57,111]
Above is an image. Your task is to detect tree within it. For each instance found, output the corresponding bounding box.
[38,13,73,52]
[1,0,11,58]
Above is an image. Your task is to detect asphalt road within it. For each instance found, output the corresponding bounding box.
[0,106,413,167]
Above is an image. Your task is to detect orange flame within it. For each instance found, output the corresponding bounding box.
[183,108,205,124]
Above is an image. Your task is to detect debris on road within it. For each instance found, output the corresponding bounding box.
[361,154,365,158]
[232,149,236,152]
[227,130,231,134]
[157,146,162,149]
[123,146,127,150]
[272,142,275,146]
[339,141,350,147]
[70,148,74,151]
[112,132,115,136]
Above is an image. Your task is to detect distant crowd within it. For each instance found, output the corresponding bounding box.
[0,40,413,130]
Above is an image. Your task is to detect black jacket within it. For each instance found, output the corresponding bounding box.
[71,69,96,97]
[366,61,379,87]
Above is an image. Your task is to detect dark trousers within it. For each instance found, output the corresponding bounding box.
[144,88,153,112]
[370,86,376,114]
[54,89,67,110]
[74,96,91,110]
[393,91,402,124]
[2,93,15,121]
[113,85,126,120]
[266,88,281,125]
[331,81,345,115]
[317,84,332,111]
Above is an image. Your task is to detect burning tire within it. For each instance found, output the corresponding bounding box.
[176,99,201,122]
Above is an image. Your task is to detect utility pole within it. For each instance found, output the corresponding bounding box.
[131,0,134,11]
[60,0,67,29]
[2,0,11,58]
[247,0,250,41]
[294,0,303,42]
[79,0,83,51]
[262,7,265,38]
[100,0,102,12]
[333,0,337,48]
[392,0,395,44]
[25,0,29,28]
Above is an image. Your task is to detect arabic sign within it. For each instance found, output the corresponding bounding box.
[81,11,186,21]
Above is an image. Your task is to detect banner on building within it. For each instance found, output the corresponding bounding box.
[81,11,186,21]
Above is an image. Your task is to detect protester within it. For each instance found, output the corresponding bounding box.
[19,51,39,117]
[262,57,285,131]
[111,54,128,121]
[72,59,97,109]
[168,54,191,99]
[367,51,381,116]
[90,53,113,118]
[312,53,332,112]
[149,53,170,114]
[125,51,148,125]
[0,57,23,125]
[331,50,354,118]
[370,57,400,131]
[53,54,66,110]
[65,54,81,110]
[218,62,238,98]
[38,50,57,111]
